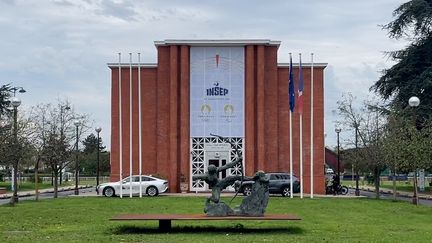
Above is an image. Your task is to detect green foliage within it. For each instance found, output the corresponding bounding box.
[82,133,105,154]
[384,0,432,40]
[383,115,432,172]
[1,197,432,242]
[79,151,110,176]
[373,0,432,121]
[0,83,12,117]
[79,133,109,175]
[372,37,432,120]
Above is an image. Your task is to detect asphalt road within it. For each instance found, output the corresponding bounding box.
[0,188,95,205]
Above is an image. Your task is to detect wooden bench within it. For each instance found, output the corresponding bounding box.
[0,187,7,194]
[110,214,301,231]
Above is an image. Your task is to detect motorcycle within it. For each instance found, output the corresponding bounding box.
[326,184,349,195]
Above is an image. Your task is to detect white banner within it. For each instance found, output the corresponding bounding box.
[419,169,425,192]
[190,47,244,137]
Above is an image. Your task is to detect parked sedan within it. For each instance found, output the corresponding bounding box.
[96,175,168,197]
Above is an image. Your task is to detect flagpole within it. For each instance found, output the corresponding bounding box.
[289,53,294,198]
[289,111,293,198]
[129,53,133,198]
[138,53,142,198]
[310,53,314,199]
[118,53,123,199]
[299,53,303,199]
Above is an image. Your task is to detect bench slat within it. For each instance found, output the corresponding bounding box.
[110,214,301,221]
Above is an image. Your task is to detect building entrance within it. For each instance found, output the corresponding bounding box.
[205,144,230,190]
[206,151,230,180]
[191,137,244,192]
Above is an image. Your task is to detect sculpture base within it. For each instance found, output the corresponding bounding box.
[205,201,234,217]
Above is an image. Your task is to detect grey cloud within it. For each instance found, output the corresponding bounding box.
[0,0,15,5]
[96,0,138,21]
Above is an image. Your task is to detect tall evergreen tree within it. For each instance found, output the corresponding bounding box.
[372,0,432,120]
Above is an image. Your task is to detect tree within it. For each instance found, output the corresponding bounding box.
[79,133,108,176]
[372,0,432,121]
[0,83,12,118]
[29,104,51,201]
[0,83,12,168]
[36,100,88,198]
[0,111,34,205]
[336,94,387,199]
[82,133,105,154]
[382,111,432,204]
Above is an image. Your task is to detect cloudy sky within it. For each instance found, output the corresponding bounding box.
[0,0,407,148]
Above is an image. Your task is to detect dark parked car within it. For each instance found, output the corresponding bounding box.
[234,172,300,197]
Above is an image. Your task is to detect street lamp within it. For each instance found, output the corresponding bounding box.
[10,86,26,96]
[10,97,21,204]
[59,105,70,185]
[74,121,80,195]
[95,127,102,192]
[408,96,420,107]
[335,128,342,182]
[408,96,420,205]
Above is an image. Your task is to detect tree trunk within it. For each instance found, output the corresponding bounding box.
[413,169,419,205]
[35,158,40,201]
[53,171,59,198]
[355,168,360,196]
[374,167,380,199]
[392,169,396,201]
[59,170,62,185]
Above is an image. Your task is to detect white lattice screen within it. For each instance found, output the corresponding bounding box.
[190,137,244,191]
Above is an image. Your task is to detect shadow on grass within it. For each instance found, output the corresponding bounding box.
[111,225,304,235]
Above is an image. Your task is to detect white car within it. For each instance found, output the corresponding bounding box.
[326,168,334,174]
[96,175,168,197]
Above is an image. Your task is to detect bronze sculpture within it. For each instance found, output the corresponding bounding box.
[192,134,269,217]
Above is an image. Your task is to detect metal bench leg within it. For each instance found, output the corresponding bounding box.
[159,219,171,232]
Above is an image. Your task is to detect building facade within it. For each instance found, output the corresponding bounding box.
[108,39,327,194]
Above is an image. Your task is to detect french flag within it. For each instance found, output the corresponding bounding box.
[297,54,304,114]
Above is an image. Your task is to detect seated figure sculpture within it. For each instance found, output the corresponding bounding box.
[192,134,270,217]
[234,170,269,216]
[192,153,243,216]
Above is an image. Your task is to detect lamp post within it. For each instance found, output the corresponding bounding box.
[335,128,342,182]
[95,127,102,191]
[59,105,70,185]
[74,121,80,195]
[10,96,21,204]
[408,96,420,205]
[354,123,360,196]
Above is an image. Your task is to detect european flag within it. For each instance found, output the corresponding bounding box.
[289,54,295,112]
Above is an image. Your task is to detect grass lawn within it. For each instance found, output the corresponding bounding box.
[1,196,432,242]
[0,178,107,193]
[0,182,53,192]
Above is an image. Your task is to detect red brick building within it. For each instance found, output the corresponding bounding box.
[108,39,327,194]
